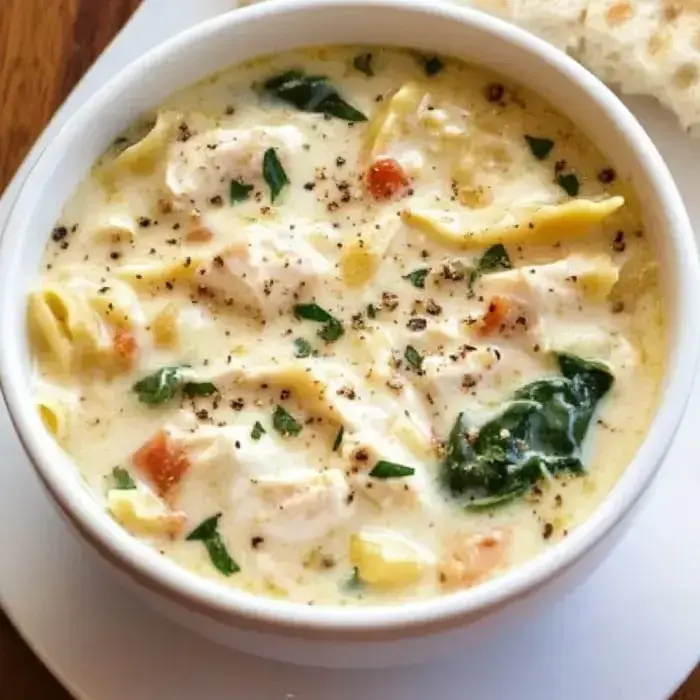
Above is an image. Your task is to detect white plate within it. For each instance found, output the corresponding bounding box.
[1,1,699,698]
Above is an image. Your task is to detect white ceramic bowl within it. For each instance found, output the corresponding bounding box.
[1,0,698,668]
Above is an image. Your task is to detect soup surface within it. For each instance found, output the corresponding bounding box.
[28,47,664,605]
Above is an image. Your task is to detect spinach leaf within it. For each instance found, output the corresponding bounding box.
[251,421,266,441]
[111,466,136,490]
[442,354,613,505]
[404,344,423,371]
[263,70,367,122]
[293,337,316,358]
[133,366,183,405]
[186,513,240,576]
[262,148,289,203]
[353,53,374,77]
[467,243,512,295]
[524,135,555,160]
[557,173,580,197]
[294,303,344,342]
[332,425,344,452]
[403,267,429,289]
[478,243,511,273]
[229,179,254,204]
[369,460,415,478]
[272,405,302,437]
[182,381,218,398]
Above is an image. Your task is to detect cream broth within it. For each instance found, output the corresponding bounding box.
[28,47,664,605]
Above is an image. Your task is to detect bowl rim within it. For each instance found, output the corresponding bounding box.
[1,0,698,635]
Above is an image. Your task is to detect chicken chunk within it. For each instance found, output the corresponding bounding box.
[165,125,304,209]
[438,529,510,589]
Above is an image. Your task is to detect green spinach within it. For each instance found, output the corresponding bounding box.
[524,135,555,160]
[111,466,136,490]
[294,303,344,342]
[262,148,289,202]
[272,405,302,437]
[263,70,367,122]
[229,179,254,204]
[186,514,240,576]
[369,461,415,478]
[442,354,613,507]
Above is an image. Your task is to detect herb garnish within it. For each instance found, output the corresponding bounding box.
[524,135,555,160]
[251,421,266,441]
[182,381,218,398]
[467,243,512,294]
[442,354,614,507]
[557,173,580,197]
[133,367,217,405]
[404,345,423,371]
[421,56,444,76]
[294,303,344,342]
[262,148,289,203]
[111,466,136,490]
[403,267,429,289]
[332,425,344,452]
[229,179,254,204]
[186,513,240,576]
[272,405,303,437]
[343,566,364,591]
[293,337,316,358]
[263,70,367,122]
[369,460,415,478]
[353,53,374,77]
[133,367,183,405]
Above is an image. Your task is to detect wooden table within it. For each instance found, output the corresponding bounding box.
[0,0,697,696]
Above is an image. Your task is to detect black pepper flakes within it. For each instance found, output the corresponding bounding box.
[407,317,427,332]
[542,523,554,540]
[612,230,626,252]
[598,167,617,184]
[485,82,505,103]
[51,226,68,242]
[251,536,264,549]
[138,217,152,228]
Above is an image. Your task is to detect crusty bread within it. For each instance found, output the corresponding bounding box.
[471,0,700,135]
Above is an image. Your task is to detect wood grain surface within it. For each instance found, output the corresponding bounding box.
[0,0,696,697]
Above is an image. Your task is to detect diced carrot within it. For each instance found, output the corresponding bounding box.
[132,429,189,497]
[113,328,138,362]
[478,295,511,336]
[438,529,510,589]
[185,226,213,243]
[365,158,411,200]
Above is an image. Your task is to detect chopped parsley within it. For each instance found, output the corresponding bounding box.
[557,173,580,197]
[524,135,555,160]
[262,70,367,122]
[369,460,416,478]
[403,267,429,289]
[353,52,374,77]
[132,366,183,405]
[251,421,266,441]
[186,514,240,576]
[404,345,423,371]
[111,466,136,490]
[294,303,344,342]
[229,179,254,204]
[293,337,316,358]
[332,425,344,452]
[262,148,289,203]
[467,243,512,295]
[272,405,302,437]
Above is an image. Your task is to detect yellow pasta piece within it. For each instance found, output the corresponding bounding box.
[85,212,137,244]
[389,414,433,460]
[340,219,399,288]
[37,399,68,442]
[364,83,424,159]
[151,302,179,347]
[105,111,181,177]
[27,286,110,373]
[116,258,198,288]
[570,256,619,301]
[401,196,625,249]
[349,531,427,589]
[108,489,185,537]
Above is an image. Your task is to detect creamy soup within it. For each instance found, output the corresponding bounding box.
[28,47,664,605]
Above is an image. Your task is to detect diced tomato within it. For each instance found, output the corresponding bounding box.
[113,328,138,362]
[365,158,411,200]
[132,429,189,497]
[478,295,510,336]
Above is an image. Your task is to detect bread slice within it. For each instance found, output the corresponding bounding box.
[470,0,700,135]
